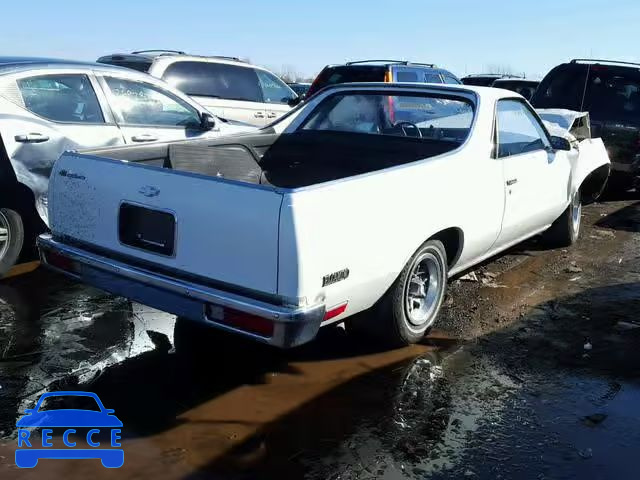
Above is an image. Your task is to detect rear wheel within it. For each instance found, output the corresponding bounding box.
[544,190,581,247]
[0,208,24,277]
[373,240,448,347]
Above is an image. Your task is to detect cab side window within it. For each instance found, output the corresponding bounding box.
[104,77,201,128]
[396,70,419,82]
[255,70,296,104]
[496,99,550,158]
[424,73,443,83]
[443,74,461,85]
[17,74,104,123]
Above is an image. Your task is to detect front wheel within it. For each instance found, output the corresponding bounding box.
[0,208,25,277]
[544,190,582,247]
[375,240,448,347]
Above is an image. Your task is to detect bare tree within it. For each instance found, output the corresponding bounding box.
[484,64,528,77]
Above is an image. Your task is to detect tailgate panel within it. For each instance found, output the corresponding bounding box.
[49,154,283,294]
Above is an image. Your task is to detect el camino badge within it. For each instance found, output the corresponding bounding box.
[138,186,160,198]
[322,268,350,287]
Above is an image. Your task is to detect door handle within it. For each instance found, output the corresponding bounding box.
[506,178,518,186]
[131,134,159,143]
[266,112,277,118]
[14,133,49,143]
[254,112,265,118]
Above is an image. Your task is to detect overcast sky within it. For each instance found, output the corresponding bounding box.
[2,0,639,79]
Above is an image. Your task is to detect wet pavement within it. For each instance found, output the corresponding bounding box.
[0,195,639,479]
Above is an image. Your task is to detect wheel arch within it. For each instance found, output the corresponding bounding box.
[401,227,465,273]
[428,227,465,269]
[578,164,611,203]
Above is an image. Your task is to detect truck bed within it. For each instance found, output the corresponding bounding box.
[83,130,464,189]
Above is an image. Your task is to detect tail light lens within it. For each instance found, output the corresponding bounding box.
[206,305,274,337]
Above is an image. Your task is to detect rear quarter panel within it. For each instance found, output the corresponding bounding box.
[278,143,504,316]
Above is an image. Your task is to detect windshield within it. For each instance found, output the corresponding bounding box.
[300,91,474,141]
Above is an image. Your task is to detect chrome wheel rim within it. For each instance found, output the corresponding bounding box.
[571,192,582,236]
[404,251,443,332]
[0,211,10,261]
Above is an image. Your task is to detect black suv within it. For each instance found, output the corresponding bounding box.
[305,60,460,99]
[531,59,640,190]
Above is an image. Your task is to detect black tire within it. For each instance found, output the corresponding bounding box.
[544,191,581,248]
[0,208,25,277]
[372,240,448,348]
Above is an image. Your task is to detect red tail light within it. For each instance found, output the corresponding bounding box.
[208,305,274,337]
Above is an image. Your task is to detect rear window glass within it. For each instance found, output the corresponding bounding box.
[530,65,588,110]
[300,92,474,142]
[162,61,263,103]
[307,66,386,97]
[462,77,499,87]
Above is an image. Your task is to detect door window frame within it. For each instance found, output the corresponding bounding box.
[494,97,553,159]
[98,74,202,129]
[11,72,112,126]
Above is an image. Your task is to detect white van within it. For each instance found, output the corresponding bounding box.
[97,51,298,127]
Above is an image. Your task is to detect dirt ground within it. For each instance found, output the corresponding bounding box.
[0,193,638,479]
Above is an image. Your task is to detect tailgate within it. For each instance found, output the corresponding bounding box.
[48,153,283,294]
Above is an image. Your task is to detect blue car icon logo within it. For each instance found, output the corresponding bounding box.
[15,391,123,468]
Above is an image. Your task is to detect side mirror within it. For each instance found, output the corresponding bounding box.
[550,135,571,151]
[287,96,302,107]
[200,112,216,131]
[104,409,115,414]
[24,409,36,415]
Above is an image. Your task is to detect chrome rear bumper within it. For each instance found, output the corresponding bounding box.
[37,234,325,348]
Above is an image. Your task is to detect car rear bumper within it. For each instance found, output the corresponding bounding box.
[37,234,326,348]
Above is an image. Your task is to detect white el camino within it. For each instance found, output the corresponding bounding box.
[38,84,611,348]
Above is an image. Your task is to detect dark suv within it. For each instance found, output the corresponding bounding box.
[531,59,640,190]
[461,74,522,87]
[305,60,460,99]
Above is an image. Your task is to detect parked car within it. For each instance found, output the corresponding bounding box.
[288,82,311,97]
[492,78,539,100]
[0,57,252,276]
[461,74,522,87]
[38,83,610,349]
[304,60,461,100]
[531,59,640,191]
[97,51,298,127]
